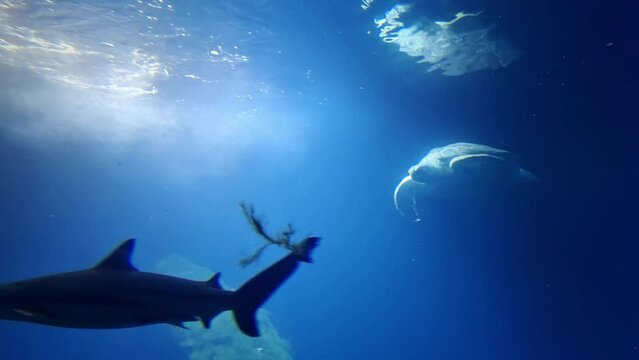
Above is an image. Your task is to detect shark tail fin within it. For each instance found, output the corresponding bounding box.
[233,237,320,337]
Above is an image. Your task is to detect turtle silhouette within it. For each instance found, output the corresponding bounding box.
[394,142,538,221]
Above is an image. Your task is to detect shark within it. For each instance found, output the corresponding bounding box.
[0,237,319,337]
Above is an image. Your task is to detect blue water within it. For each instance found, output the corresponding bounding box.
[0,0,637,359]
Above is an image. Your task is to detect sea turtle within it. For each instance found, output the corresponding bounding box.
[394,142,538,221]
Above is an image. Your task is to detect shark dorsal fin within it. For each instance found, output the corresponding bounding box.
[94,238,139,272]
[206,272,222,289]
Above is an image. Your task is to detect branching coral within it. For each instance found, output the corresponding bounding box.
[239,202,313,267]
[177,311,291,360]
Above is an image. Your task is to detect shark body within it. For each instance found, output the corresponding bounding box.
[0,237,318,336]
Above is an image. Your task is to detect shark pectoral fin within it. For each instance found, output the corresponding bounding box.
[167,321,188,329]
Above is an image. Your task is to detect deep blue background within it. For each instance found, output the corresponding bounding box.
[0,0,637,359]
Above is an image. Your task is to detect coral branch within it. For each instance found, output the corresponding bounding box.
[239,243,271,268]
[239,202,308,267]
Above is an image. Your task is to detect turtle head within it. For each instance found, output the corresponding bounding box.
[409,164,435,182]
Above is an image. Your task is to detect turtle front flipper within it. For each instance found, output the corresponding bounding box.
[393,175,428,221]
[449,153,518,180]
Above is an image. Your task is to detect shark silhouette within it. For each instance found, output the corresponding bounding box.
[0,237,319,336]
